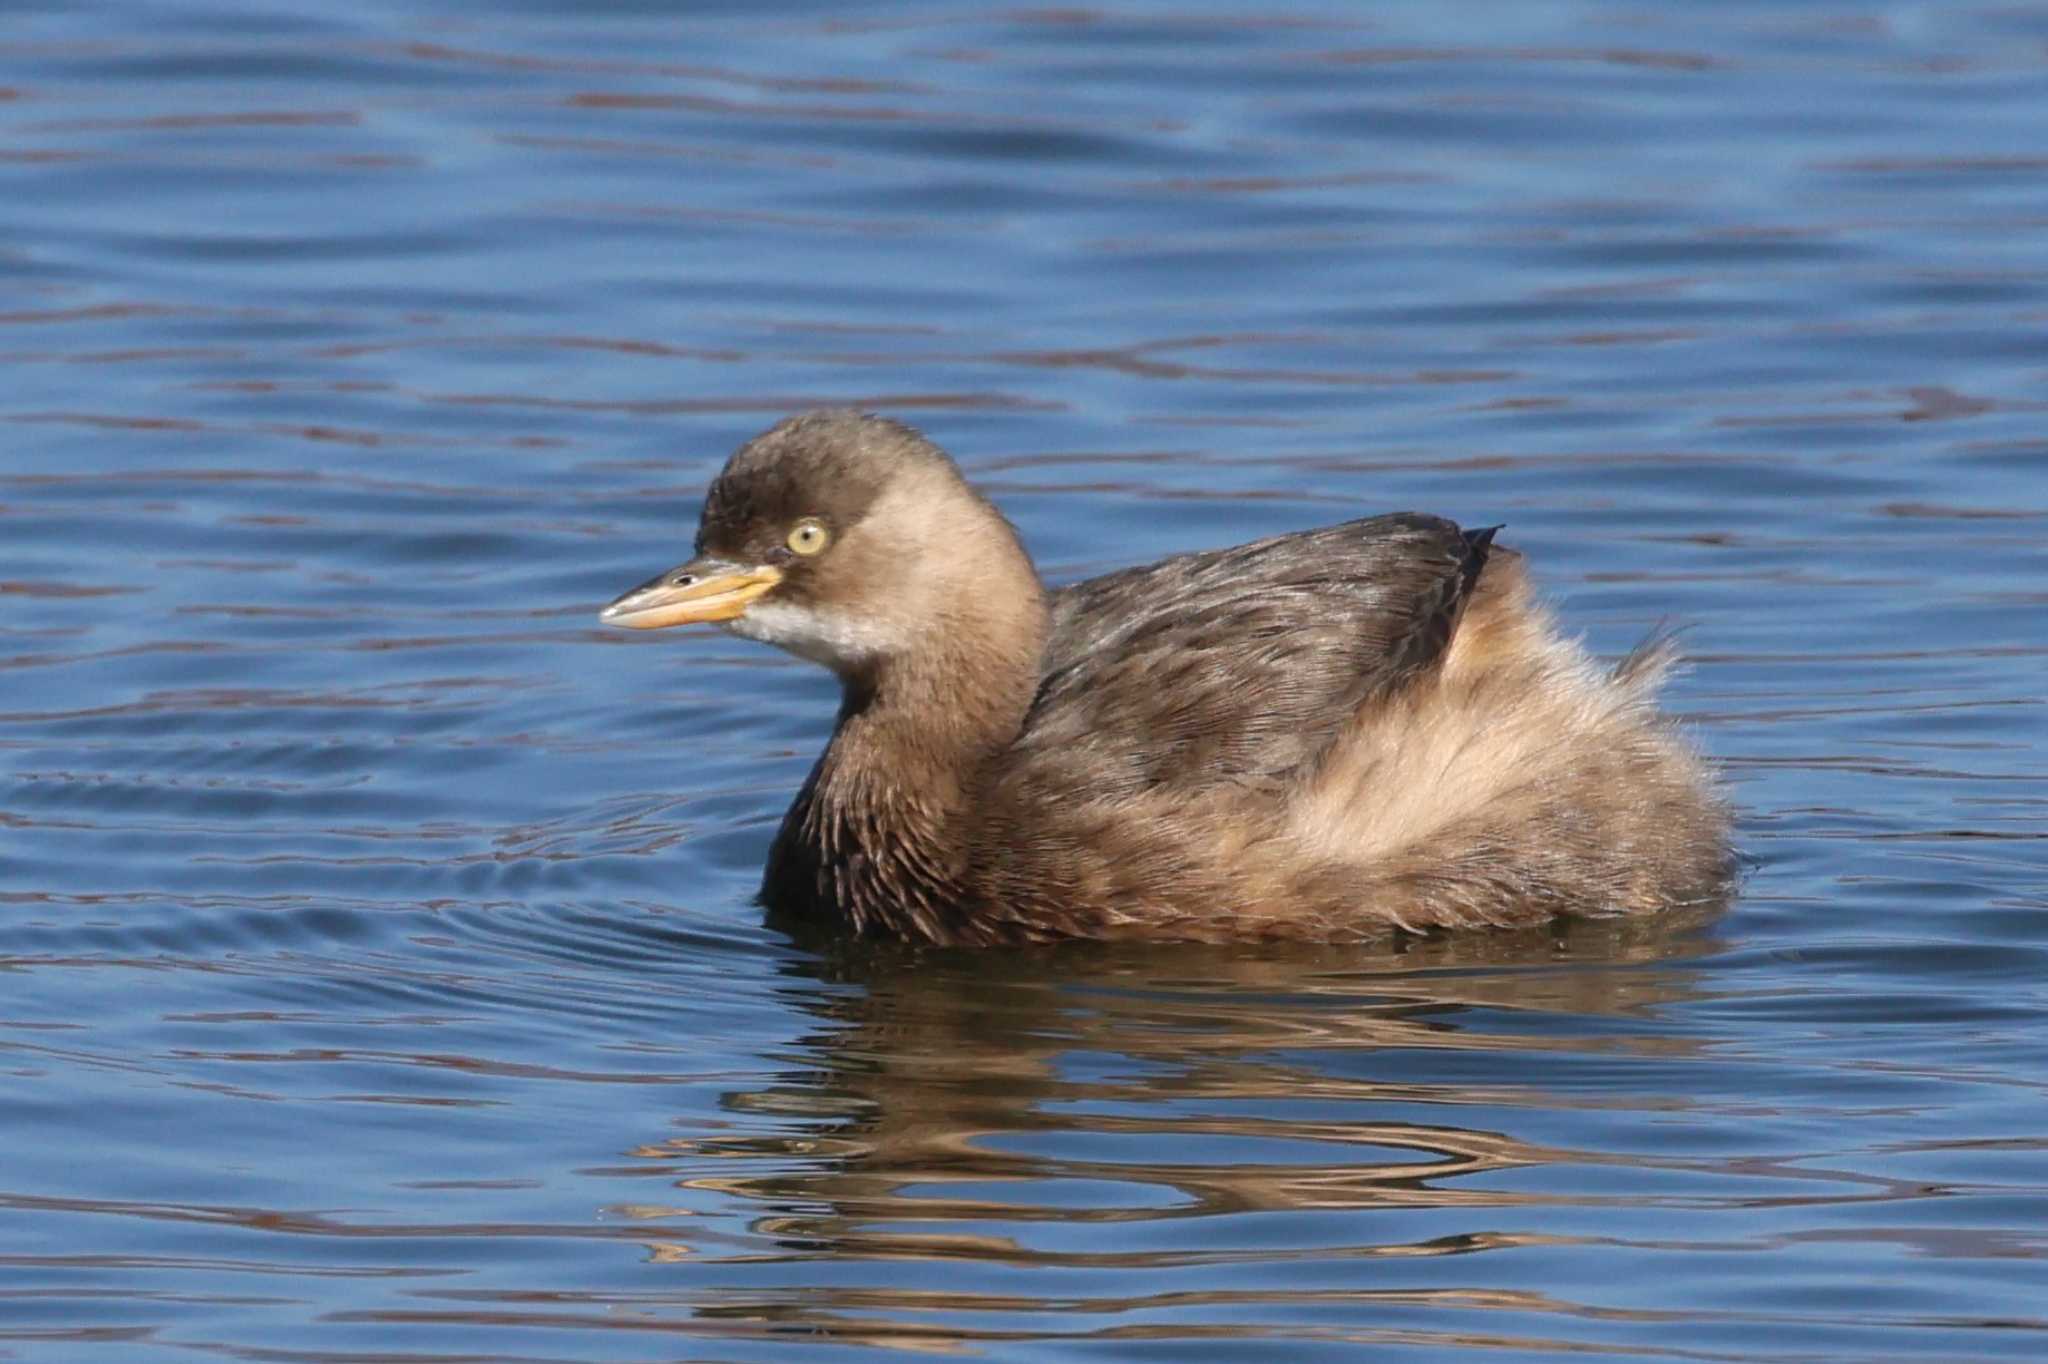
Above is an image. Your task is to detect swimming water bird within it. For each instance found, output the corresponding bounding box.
[602,410,1732,945]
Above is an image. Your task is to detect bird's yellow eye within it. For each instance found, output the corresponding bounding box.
[787,519,830,556]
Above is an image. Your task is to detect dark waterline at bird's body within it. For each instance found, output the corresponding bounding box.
[603,411,1734,945]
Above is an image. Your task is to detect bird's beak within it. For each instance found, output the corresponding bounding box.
[599,558,783,629]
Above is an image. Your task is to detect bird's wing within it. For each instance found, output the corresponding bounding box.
[1012,514,1496,799]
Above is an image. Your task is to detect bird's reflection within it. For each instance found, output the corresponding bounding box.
[617,911,1725,1346]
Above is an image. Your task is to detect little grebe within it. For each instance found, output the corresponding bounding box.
[602,410,1733,945]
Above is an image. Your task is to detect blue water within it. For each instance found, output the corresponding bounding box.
[3,2,2046,1359]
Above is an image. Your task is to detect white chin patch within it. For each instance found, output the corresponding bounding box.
[729,600,899,672]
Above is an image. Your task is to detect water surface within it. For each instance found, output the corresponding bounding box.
[3,2,2046,1360]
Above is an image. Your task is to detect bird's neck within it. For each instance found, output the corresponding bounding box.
[766,587,1050,941]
